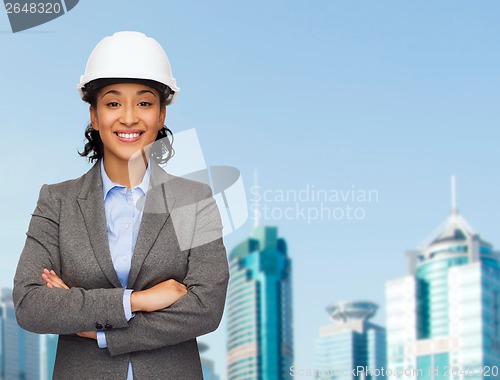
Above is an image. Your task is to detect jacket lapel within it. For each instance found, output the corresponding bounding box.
[127,162,176,289]
[76,162,123,288]
[76,160,177,290]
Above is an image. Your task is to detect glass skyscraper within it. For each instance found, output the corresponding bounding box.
[315,301,387,380]
[386,207,500,379]
[227,225,293,380]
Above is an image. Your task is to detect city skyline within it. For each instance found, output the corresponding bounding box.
[2,2,500,378]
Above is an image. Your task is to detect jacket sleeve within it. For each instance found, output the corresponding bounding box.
[13,184,129,335]
[104,185,230,356]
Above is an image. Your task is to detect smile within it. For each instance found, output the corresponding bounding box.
[114,131,143,142]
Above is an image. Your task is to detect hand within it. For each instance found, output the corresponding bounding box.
[41,268,69,289]
[76,331,97,340]
[131,279,188,313]
[41,269,96,340]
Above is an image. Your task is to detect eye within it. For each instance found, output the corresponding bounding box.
[106,102,120,107]
[138,101,152,107]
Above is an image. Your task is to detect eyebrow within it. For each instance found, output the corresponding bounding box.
[137,89,157,97]
[101,89,157,98]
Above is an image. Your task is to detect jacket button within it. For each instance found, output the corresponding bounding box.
[95,323,103,330]
[105,324,113,330]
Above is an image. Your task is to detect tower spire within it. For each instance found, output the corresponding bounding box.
[451,175,458,215]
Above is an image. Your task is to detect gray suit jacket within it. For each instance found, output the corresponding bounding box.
[13,159,229,379]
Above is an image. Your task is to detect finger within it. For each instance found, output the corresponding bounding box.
[41,273,57,287]
[51,278,69,290]
[45,271,70,289]
[46,270,61,281]
[44,268,60,280]
[43,274,68,289]
[51,276,69,289]
[43,269,58,282]
[42,274,61,288]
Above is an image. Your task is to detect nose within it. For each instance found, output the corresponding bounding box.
[119,105,139,126]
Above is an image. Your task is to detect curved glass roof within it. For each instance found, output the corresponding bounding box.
[327,301,378,323]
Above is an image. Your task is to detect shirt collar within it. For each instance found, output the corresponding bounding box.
[100,158,151,201]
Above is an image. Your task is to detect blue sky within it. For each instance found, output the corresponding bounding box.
[2,1,500,378]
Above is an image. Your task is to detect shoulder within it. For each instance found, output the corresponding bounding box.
[165,172,213,199]
[39,166,95,201]
[150,163,213,207]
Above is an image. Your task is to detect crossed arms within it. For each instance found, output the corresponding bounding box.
[13,183,230,357]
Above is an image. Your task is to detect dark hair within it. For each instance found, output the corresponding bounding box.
[78,79,175,164]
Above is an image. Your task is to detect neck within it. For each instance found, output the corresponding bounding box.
[103,152,148,189]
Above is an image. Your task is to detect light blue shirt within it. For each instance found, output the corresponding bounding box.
[97,158,151,380]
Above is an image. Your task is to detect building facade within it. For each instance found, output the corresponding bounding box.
[386,209,500,379]
[227,225,293,380]
[315,301,387,380]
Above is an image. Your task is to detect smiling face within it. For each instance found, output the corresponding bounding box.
[89,82,166,167]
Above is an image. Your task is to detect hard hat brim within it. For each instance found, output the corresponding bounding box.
[80,78,175,105]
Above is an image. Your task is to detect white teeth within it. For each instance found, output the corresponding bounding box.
[117,132,140,139]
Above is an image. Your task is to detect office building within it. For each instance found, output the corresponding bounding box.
[227,225,293,380]
[386,188,500,379]
[315,301,386,380]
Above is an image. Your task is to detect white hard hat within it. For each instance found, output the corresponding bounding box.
[77,31,179,105]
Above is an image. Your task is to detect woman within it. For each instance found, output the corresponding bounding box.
[13,31,229,379]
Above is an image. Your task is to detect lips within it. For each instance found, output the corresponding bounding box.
[114,131,143,143]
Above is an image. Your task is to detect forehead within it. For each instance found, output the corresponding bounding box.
[98,82,159,97]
